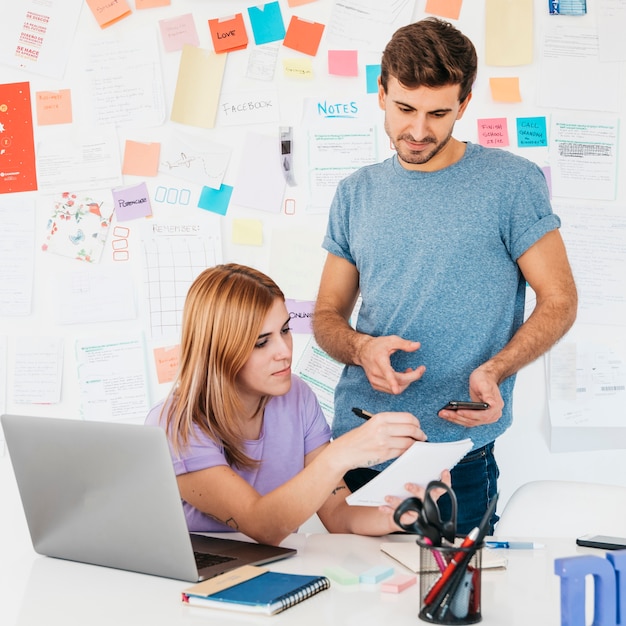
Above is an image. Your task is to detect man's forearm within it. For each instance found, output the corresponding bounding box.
[312,308,369,366]
[479,293,577,384]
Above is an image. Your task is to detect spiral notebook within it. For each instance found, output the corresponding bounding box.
[182,565,330,615]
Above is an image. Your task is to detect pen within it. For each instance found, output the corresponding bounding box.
[423,527,478,605]
[352,407,374,420]
[485,541,544,550]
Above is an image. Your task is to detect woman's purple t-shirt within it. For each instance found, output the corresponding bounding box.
[145,375,331,532]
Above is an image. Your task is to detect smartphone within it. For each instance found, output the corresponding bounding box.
[576,534,626,550]
[440,401,490,411]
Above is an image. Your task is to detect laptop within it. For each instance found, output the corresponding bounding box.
[1,414,296,582]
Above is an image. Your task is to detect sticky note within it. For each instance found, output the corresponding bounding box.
[122,141,160,177]
[153,345,180,385]
[85,0,131,28]
[477,117,509,148]
[36,90,72,125]
[283,57,314,79]
[359,565,395,584]
[381,573,417,593]
[516,116,548,148]
[136,0,170,8]
[248,2,286,45]
[209,14,248,53]
[112,182,152,221]
[425,0,463,20]
[328,50,358,77]
[159,14,199,52]
[366,65,381,94]
[232,218,263,246]
[283,16,325,56]
[198,184,233,216]
[489,77,522,103]
[323,566,359,585]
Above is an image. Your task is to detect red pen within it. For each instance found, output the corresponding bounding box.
[423,527,479,605]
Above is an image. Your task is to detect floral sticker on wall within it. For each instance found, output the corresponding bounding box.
[42,191,114,263]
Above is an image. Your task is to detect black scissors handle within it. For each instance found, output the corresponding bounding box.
[393,496,441,545]
[423,480,457,544]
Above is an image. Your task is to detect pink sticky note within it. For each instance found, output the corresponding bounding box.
[381,574,417,593]
[328,50,358,77]
[153,345,180,384]
[425,0,463,20]
[158,13,200,52]
[477,117,509,148]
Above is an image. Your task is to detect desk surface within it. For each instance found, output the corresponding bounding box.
[0,454,594,626]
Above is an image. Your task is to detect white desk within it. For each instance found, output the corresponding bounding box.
[0,454,595,625]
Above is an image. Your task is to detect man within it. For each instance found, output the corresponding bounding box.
[312,17,577,534]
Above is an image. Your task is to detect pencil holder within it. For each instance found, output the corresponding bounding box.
[417,540,482,624]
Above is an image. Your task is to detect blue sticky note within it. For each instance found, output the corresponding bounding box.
[198,184,232,216]
[359,565,394,584]
[516,116,547,148]
[248,2,285,45]
[366,64,381,94]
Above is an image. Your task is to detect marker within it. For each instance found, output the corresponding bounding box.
[352,407,374,420]
[485,541,544,550]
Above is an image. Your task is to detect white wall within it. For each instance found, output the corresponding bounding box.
[1,0,625,515]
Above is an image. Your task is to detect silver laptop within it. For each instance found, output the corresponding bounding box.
[1,414,296,582]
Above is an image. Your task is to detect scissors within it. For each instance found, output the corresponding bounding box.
[393,480,457,545]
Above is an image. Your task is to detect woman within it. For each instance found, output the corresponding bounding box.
[146,263,435,546]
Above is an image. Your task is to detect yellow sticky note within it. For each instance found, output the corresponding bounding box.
[489,77,522,103]
[171,45,226,129]
[232,219,263,246]
[36,90,72,125]
[283,57,314,79]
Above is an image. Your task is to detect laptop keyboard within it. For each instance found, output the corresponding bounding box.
[194,551,237,570]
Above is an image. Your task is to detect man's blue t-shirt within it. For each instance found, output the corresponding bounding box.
[322,142,560,454]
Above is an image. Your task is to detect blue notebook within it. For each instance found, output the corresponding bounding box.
[182,565,330,615]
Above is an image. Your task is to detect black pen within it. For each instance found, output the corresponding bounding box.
[351,407,374,420]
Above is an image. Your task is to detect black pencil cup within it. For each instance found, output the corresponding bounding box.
[418,541,482,624]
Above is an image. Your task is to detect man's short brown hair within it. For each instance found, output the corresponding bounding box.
[380,17,477,103]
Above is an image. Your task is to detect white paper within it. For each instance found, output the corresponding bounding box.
[55,268,137,325]
[0,0,83,80]
[294,338,344,425]
[76,336,150,423]
[326,0,414,52]
[159,132,231,189]
[217,88,280,127]
[538,25,620,112]
[36,127,123,192]
[13,336,64,404]
[549,116,619,201]
[346,439,474,506]
[0,200,35,316]
[231,132,286,213]
[81,28,166,128]
[598,0,626,62]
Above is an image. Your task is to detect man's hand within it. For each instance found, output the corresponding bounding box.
[357,335,426,394]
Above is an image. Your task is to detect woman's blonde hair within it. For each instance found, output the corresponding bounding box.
[163,263,284,469]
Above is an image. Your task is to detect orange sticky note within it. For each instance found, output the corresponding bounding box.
[36,90,72,125]
[283,16,325,56]
[122,140,161,177]
[153,345,180,385]
[425,0,463,20]
[288,0,316,6]
[209,14,248,53]
[136,0,170,8]
[85,0,131,28]
[489,77,522,102]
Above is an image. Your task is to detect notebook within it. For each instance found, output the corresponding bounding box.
[182,564,330,615]
[0,414,296,582]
